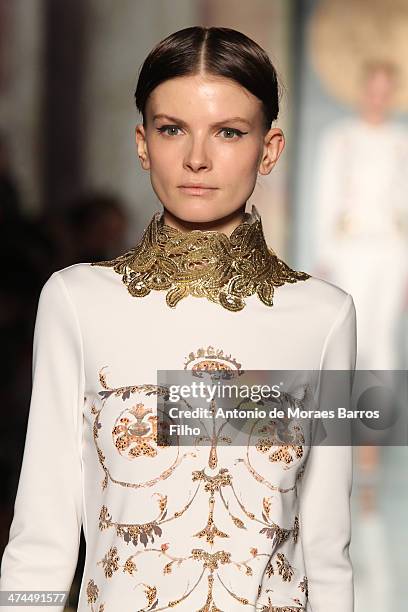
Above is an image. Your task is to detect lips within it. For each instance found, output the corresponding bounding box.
[179,185,218,196]
[180,183,215,188]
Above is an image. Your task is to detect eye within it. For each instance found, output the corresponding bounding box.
[219,128,247,139]
[156,125,182,136]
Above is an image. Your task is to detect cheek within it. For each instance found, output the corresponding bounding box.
[148,144,176,184]
[219,144,261,182]
[149,140,174,163]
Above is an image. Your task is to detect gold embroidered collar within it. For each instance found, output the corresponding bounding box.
[91,204,310,311]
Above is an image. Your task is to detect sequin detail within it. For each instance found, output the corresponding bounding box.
[91,205,310,311]
[88,345,312,611]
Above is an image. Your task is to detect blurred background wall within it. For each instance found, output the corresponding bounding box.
[1,1,407,610]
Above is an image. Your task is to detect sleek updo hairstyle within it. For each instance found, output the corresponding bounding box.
[134,26,282,132]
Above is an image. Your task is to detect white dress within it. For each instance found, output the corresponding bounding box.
[0,205,357,612]
[313,116,408,370]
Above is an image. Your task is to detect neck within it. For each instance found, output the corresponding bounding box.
[359,106,388,125]
[162,204,247,237]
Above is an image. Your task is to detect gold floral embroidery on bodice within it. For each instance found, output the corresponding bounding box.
[90,205,310,311]
[87,345,311,611]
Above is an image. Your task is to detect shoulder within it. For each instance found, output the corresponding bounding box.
[319,116,355,142]
[278,273,354,324]
[43,261,117,291]
[387,121,408,146]
[37,262,120,313]
[297,273,350,303]
[317,117,378,158]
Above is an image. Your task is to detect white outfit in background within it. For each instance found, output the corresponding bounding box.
[314,116,408,370]
[1,206,356,611]
[314,117,408,612]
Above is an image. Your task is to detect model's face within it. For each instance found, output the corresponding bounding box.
[360,68,396,117]
[135,74,284,232]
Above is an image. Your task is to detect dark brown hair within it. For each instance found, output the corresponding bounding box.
[361,59,399,83]
[134,26,282,132]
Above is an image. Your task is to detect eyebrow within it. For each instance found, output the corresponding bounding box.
[152,113,251,128]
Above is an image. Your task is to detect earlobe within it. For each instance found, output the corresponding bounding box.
[135,124,150,170]
[139,153,150,171]
[258,158,275,176]
[258,150,277,176]
[258,129,285,175]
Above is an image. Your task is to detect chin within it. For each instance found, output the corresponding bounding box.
[166,201,232,224]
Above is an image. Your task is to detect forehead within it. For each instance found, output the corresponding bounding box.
[364,66,396,85]
[147,74,262,121]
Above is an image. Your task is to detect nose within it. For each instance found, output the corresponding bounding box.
[183,135,212,172]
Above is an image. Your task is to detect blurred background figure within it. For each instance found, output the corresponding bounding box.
[0,130,22,223]
[0,130,62,551]
[305,1,408,610]
[313,60,408,371]
[65,192,129,263]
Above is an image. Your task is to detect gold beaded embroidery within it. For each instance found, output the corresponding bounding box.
[86,579,105,611]
[90,205,310,311]
[86,579,98,604]
[95,542,306,611]
[298,576,309,598]
[90,346,311,610]
[98,546,120,579]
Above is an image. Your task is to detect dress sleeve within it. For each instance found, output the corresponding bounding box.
[299,293,357,612]
[0,271,84,611]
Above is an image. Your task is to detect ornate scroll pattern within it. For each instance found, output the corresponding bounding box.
[93,543,307,612]
[90,205,310,312]
[88,346,310,611]
[91,368,197,490]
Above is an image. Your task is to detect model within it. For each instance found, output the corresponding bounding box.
[313,60,408,611]
[313,61,408,370]
[0,27,356,612]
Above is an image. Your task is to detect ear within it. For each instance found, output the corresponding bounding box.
[135,123,150,170]
[258,127,285,175]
